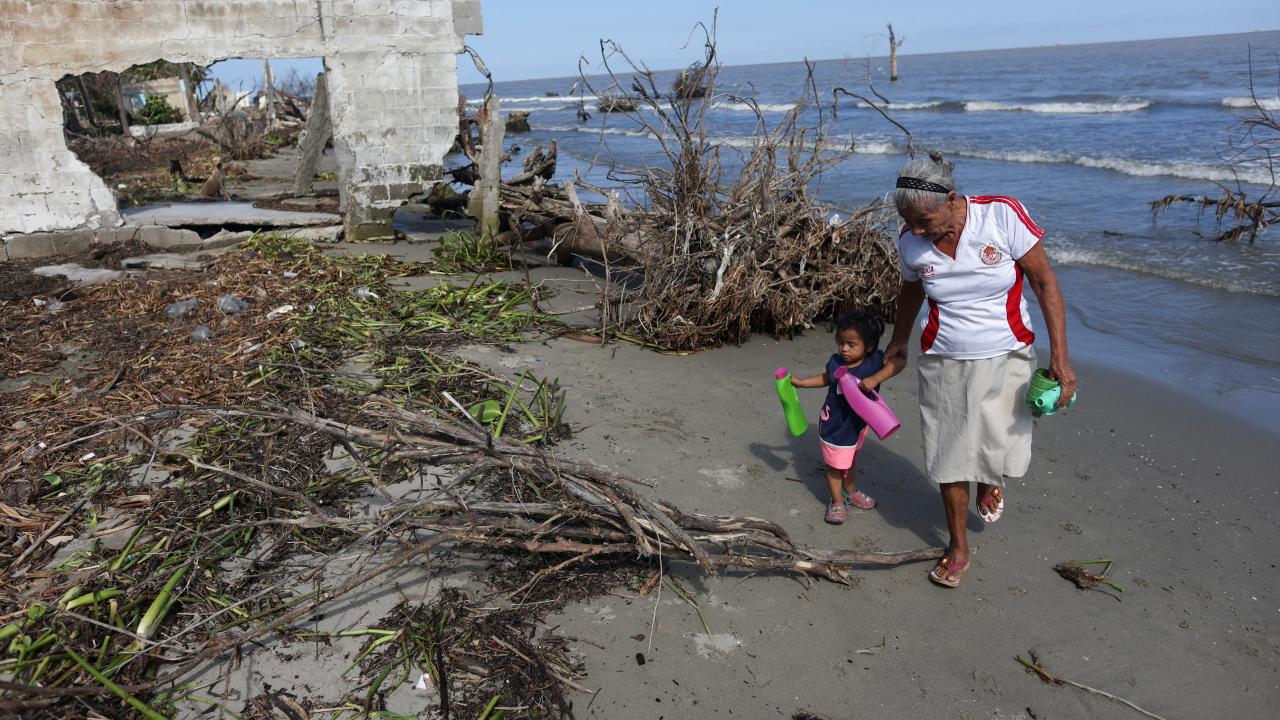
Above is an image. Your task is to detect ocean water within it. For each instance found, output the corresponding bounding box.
[459,31,1280,434]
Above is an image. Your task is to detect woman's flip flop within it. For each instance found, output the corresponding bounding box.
[978,485,1004,524]
[928,555,971,588]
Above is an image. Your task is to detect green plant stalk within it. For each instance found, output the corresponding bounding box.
[363,660,397,715]
[66,588,125,610]
[341,629,401,677]
[109,525,146,571]
[662,575,711,635]
[65,647,170,720]
[478,695,503,720]
[196,491,238,519]
[492,370,529,438]
[58,585,85,608]
[136,564,189,641]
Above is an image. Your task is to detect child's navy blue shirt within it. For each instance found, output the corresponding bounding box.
[819,350,885,446]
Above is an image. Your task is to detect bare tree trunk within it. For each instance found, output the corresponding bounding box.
[888,24,900,82]
[263,59,276,124]
[75,76,100,130]
[467,95,505,238]
[292,73,333,196]
[114,73,131,136]
[180,63,203,123]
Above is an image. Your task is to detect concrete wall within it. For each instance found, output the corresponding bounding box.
[0,0,482,243]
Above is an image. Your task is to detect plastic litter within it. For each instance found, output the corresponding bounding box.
[266,304,295,320]
[414,671,438,695]
[289,339,308,351]
[353,286,380,300]
[217,294,246,314]
[191,325,213,342]
[165,299,198,318]
[282,271,299,279]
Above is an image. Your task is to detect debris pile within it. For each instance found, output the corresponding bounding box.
[0,234,941,718]
[454,23,904,351]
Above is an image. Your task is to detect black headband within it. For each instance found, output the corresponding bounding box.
[896,176,951,194]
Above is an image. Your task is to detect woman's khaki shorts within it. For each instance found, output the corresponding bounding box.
[917,345,1035,486]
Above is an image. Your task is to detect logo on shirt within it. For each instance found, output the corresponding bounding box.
[980,244,1003,266]
[917,264,936,279]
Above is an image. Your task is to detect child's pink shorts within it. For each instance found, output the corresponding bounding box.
[820,427,869,472]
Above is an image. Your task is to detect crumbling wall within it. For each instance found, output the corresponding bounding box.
[0,0,482,244]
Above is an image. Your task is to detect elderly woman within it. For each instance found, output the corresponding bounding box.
[882,153,1076,588]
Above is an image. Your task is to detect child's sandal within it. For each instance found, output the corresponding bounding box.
[843,489,877,510]
[824,503,847,524]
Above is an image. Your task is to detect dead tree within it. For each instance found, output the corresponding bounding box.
[263,59,276,124]
[1152,55,1278,243]
[292,72,332,196]
[888,23,904,82]
[113,73,131,136]
[179,63,203,123]
[466,95,505,237]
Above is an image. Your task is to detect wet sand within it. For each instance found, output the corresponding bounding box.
[460,323,1278,718]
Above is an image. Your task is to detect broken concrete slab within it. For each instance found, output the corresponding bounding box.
[3,228,96,260]
[128,120,200,139]
[122,202,341,229]
[283,225,345,243]
[120,254,213,271]
[31,263,126,285]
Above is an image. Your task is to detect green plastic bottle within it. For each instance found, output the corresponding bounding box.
[774,368,807,437]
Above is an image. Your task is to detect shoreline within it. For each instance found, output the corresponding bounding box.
[456,317,1277,718]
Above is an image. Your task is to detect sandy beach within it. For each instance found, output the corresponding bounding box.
[3,234,1274,720]
[453,317,1278,718]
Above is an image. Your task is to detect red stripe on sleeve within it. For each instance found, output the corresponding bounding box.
[970,195,1046,239]
[1006,265,1036,345]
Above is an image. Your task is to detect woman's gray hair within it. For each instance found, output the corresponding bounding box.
[894,152,956,211]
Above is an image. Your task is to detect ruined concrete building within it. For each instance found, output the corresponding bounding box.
[0,0,481,252]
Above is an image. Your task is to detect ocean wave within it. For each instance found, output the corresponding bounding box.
[1221,96,1280,111]
[849,140,901,155]
[1071,156,1274,185]
[714,101,803,113]
[888,101,950,110]
[1046,245,1279,296]
[962,100,1151,113]
[499,95,580,104]
[946,147,1273,185]
[540,124,1274,185]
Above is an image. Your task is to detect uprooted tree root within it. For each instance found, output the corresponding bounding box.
[1151,57,1277,244]
[455,17,907,351]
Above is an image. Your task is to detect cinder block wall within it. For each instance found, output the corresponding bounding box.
[0,0,482,243]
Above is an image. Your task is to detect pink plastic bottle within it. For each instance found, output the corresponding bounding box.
[832,366,901,440]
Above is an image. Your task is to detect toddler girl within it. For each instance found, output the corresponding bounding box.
[791,310,898,524]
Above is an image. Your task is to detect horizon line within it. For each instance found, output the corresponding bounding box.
[461,27,1280,87]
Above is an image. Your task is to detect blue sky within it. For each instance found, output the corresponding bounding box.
[207,1,1277,89]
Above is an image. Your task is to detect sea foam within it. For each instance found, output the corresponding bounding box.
[962,100,1151,113]
[1221,96,1280,111]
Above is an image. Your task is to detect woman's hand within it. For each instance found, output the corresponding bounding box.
[884,280,924,379]
[1050,356,1077,408]
[882,340,909,378]
[1019,245,1075,408]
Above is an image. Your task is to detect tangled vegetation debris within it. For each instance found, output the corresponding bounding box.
[1,233,940,718]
